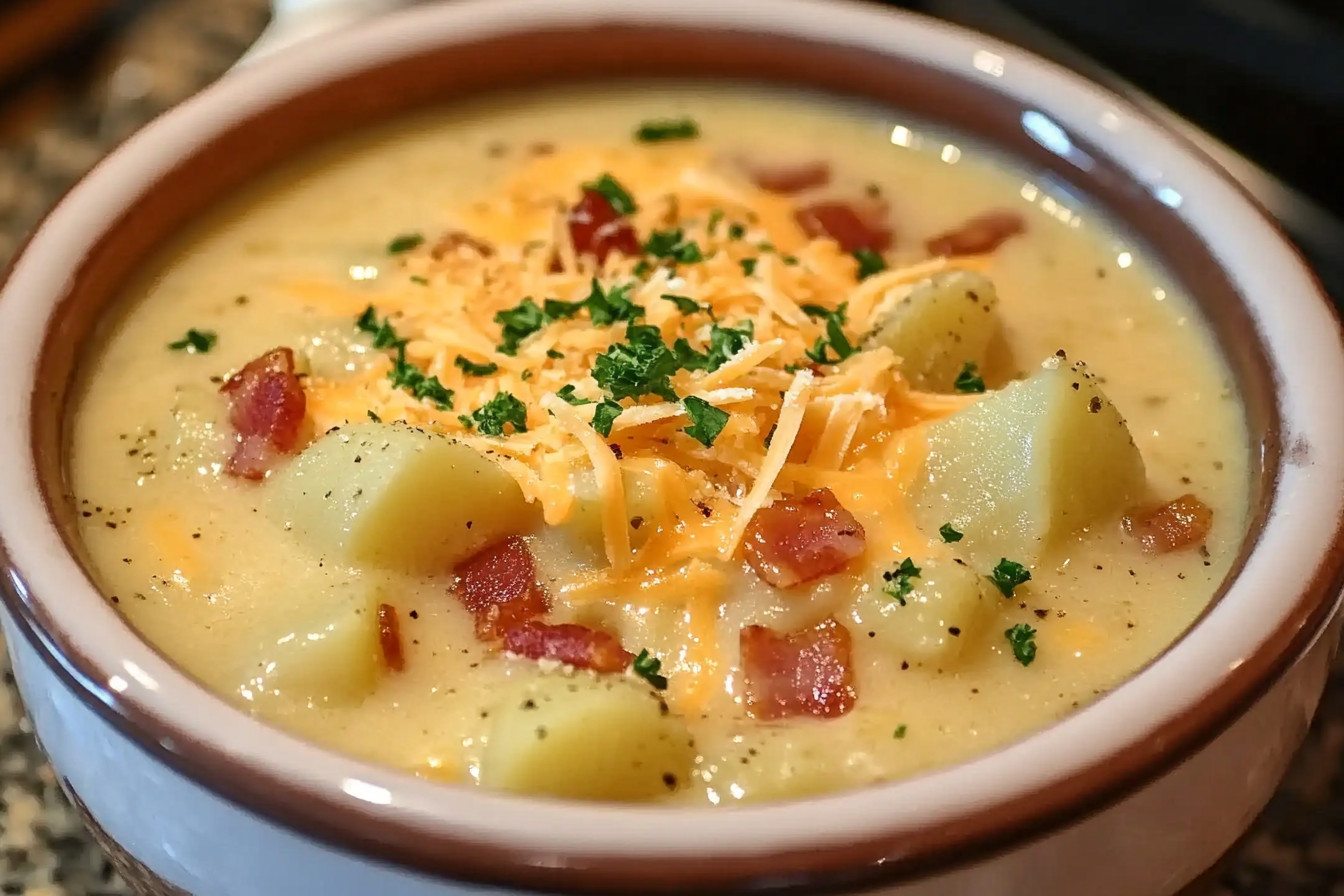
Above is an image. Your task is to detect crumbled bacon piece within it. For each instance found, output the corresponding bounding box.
[454,536,549,640]
[794,201,892,252]
[743,159,832,194]
[1122,494,1214,553]
[740,618,856,720]
[742,488,866,588]
[925,210,1025,257]
[567,189,641,263]
[430,230,494,260]
[218,347,306,480]
[503,621,633,673]
[377,603,405,672]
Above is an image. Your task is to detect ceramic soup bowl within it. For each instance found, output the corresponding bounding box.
[1,1,1343,894]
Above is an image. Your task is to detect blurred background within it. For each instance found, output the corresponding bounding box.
[0,1,1342,893]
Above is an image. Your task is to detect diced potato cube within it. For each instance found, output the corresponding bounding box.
[913,356,1145,564]
[703,726,878,803]
[269,422,536,572]
[559,463,665,557]
[865,270,1001,391]
[231,578,382,708]
[480,672,695,801]
[849,558,993,663]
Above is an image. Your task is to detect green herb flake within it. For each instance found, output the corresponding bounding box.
[543,297,585,320]
[660,294,705,315]
[632,649,669,689]
[464,392,528,437]
[635,117,700,143]
[592,324,679,402]
[938,523,964,543]
[387,347,454,409]
[366,410,382,423]
[454,355,500,378]
[546,348,566,360]
[632,259,653,278]
[954,361,987,394]
[853,248,887,280]
[581,173,637,216]
[739,258,758,276]
[882,557,921,605]
[493,298,549,355]
[893,724,908,740]
[989,558,1032,597]
[167,328,217,354]
[727,222,747,241]
[707,209,725,235]
[591,399,624,437]
[802,302,856,365]
[1005,624,1038,667]
[644,229,704,265]
[409,275,429,286]
[555,384,594,406]
[583,279,643,326]
[673,319,754,373]
[386,232,424,254]
[681,396,729,447]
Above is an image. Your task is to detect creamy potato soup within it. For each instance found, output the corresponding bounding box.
[70,85,1249,804]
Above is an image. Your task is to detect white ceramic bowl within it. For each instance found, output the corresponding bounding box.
[2,2,1343,894]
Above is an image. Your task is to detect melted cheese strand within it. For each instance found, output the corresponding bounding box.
[541,393,631,569]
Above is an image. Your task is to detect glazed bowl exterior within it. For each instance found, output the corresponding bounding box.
[1,2,1342,895]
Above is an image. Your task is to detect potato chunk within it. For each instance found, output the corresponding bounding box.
[560,462,665,557]
[914,356,1145,563]
[232,579,382,708]
[480,672,695,801]
[269,422,535,572]
[850,558,993,663]
[865,269,1001,391]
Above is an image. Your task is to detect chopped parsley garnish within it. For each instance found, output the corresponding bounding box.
[939,523,964,543]
[356,305,406,350]
[592,324,679,402]
[555,384,593,406]
[893,724,908,739]
[632,649,668,689]
[1005,623,1038,667]
[632,260,652,278]
[803,302,856,365]
[454,355,499,377]
[853,248,887,280]
[366,410,382,423]
[546,348,566,360]
[660,294,705,315]
[882,557,921,605]
[543,297,585,320]
[409,275,429,286]
[644,229,704,265]
[635,117,700,143]
[461,392,528,436]
[389,347,454,409]
[954,361,987,394]
[727,222,747,241]
[988,558,1032,597]
[707,209,724,234]
[681,396,729,447]
[591,399,624,437]
[581,172,637,216]
[673,319,754,373]
[582,279,643,326]
[493,298,549,355]
[386,232,424,254]
[739,258,758,276]
[167,328,217,353]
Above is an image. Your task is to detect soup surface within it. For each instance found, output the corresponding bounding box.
[70,84,1249,804]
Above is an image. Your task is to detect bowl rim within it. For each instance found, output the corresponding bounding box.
[2,0,1344,892]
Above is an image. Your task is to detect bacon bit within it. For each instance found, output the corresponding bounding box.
[925,209,1025,257]
[219,347,306,480]
[377,603,405,672]
[740,617,856,720]
[504,621,633,673]
[567,189,641,263]
[1122,494,1214,554]
[454,536,549,640]
[742,488,867,588]
[430,230,494,260]
[743,159,832,194]
[794,201,892,252]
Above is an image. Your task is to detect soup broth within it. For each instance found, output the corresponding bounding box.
[70,84,1249,804]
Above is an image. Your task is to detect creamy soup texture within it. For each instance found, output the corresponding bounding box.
[71,85,1249,804]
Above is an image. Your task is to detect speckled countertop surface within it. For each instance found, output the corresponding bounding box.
[0,1,1342,893]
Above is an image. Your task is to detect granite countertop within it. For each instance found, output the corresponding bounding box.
[0,2,1342,893]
